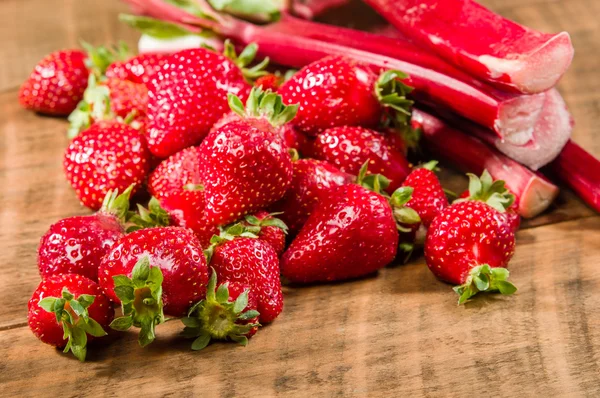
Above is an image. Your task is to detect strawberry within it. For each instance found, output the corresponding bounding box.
[63,120,150,210]
[402,161,448,228]
[231,211,288,255]
[28,274,114,361]
[254,73,283,92]
[278,56,413,136]
[145,42,268,158]
[424,199,518,304]
[37,188,132,282]
[19,50,89,116]
[270,159,354,235]
[312,126,411,192]
[148,146,203,199]
[105,53,170,85]
[99,227,209,346]
[199,88,296,225]
[181,271,260,350]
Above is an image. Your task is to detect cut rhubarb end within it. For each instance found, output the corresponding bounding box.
[414,109,559,218]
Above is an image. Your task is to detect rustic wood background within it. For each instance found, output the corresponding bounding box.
[1,0,599,396]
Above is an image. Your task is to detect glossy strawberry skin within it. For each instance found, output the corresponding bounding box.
[211,238,283,323]
[104,78,148,120]
[28,274,114,348]
[19,50,89,116]
[158,190,218,248]
[402,168,449,228]
[63,121,151,210]
[270,159,353,235]
[105,53,170,86]
[146,48,251,158]
[458,190,521,233]
[424,201,516,285]
[38,214,124,282]
[245,211,286,256]
[199,119,293,226]
[223,281,259,337]
[278,56,381,136]
[281,184,399,283]
[313,126,411,192]
[148,146,203,199]
[99,227,209,317]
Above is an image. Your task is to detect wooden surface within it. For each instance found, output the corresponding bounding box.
[1,0,599,396]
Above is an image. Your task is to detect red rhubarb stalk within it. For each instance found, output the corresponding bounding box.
[363,0,574,95]
[548,140,600,213]
[413,109,559,218]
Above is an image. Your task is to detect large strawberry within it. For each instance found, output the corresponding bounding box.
[19,50,89,116]
[99,227,209,346]
[148,146,203,199]
[270,159,353,235]
[199,88,296,225]
[63,120,151,210]
[312,126,411,192]
[28,274,114,361]
[278,56,413,135]
[105,53,170,85]
[38,188,131,282]
[146,42,268,158]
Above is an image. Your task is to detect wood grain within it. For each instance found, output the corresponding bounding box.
[1,0,599,395]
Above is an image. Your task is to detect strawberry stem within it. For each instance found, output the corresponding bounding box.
[454,265,517,305]
[228,86,298,127]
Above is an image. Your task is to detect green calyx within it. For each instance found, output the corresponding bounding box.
[455,170,516,213]
[454,264,517,305]
[38,288,107,362]
[126,197,171,233]
[109,256,165,347]
[390,186,421,232]
[228,86,298,127]
[204,222,260,263]
[376,70,414,129]
[81,40,130,79]
[99,185,134,224]
[181,270,260,350]
[244,212,288,235]
[208,0,283,23]
[223,40,270,81]
[356,161,391,195]
[67,74,113,138]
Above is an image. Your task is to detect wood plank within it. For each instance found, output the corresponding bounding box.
[1,217,599,396]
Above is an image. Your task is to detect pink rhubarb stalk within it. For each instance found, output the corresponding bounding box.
[363,0,574,95]
[548,140,600,213]
[413,109,559,218]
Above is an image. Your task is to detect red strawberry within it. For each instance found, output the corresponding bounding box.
[28,274,114,361]
[19,50,89,116]
[312,126,411,192]
[281,169,399,283]
[148,146,203,199]
[254,73,283,91]
[146,42,266,158]
[402,161,448,228]
[181,271,260,350]
[105,53,170,85]
[208,237,283,323]
[37,188,132,282]
[278,56,413,135]
[199,88,296,225]
[99,227,209,346]
[230,211,288,256]
[424,200,517,304]
[270,159,354,234]
[63,120,151,210]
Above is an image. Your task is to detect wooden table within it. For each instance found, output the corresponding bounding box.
[1,0,599,396]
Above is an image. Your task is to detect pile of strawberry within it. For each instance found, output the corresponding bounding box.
[21,40,518,362]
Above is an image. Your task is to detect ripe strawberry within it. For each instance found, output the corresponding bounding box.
[402,161,448,228]
[105,53,170,85]
[278,56,413,135]
[181,271,260,350]
[19,50,89,116]
[424,200,517,304]
[38,188,132,282]
[199,88,296,225]
[28,274,114,361]
[148,146,203,199]
[208,237,283,323]
[312,126,411,192]
[63,120,151,210]
[270,159,354,234]
[228,211,288,255]
[99,227,209,346]
[254,73,283,91]
[146,42,266,158]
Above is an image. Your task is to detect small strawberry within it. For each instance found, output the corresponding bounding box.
[270,159,354,235]
[38,187,132,282]
[146,41,268,158]
[312,126,411,192]
[181,270,260,350]
[99,227,209,346]
[424,199,518,304]
[278,56,413,135]
[28,274,114,361]
[148,146,203,199]
[19,50,89,116]
[254,73,283,92]
[63,120,151,210]
[402,161,448,228]
[231,211,288,255]
[199,88,296,225]
[105,53,170,85]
